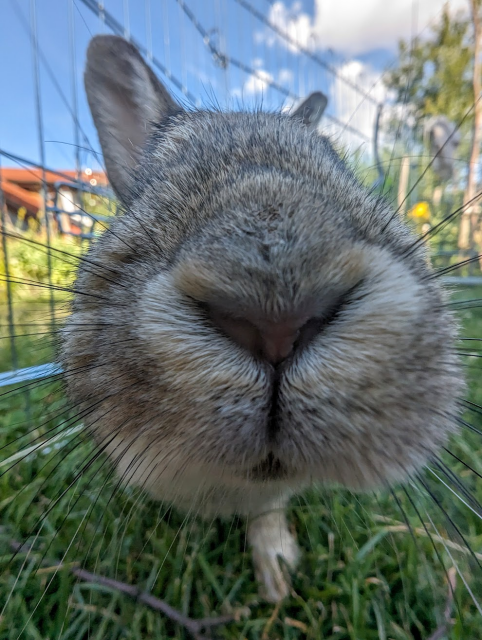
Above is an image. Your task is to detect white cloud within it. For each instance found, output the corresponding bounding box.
[278,68,294,85]
[230,57,387,155]
[248,0,467,154]
[265,0,467,56]
[234,66,293,96]
[244,68,274,94]
[322,60,386,151]
[265,1,316,52]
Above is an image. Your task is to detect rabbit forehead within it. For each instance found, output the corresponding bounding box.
[172,234,367,318]
[163,167,388,318]
[90,108,419,285]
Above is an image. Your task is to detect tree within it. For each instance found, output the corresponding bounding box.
[460,0,482,250]
[386,8,473,125]
[386,4,482,251]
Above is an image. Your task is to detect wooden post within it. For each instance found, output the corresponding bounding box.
[397,155,410,216]
[459,0,482,250]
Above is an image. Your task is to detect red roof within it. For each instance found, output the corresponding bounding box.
[1,180,41,215]
[1,167,107,217]
[2,168,107,186]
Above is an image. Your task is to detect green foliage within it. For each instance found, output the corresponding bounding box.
[386,8,473,125]
[1,293,482,639]
[383,4,479,235]
[0,232,83,303]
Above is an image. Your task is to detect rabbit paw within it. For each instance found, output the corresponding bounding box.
[248,510,299,603]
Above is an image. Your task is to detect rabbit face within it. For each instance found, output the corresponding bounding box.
[61,36,463,516]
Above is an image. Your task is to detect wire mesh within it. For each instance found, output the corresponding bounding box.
[2,4,482,638]
[2,0,482,388]
[0,0,387,388]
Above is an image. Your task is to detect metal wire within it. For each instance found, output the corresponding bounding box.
[0,156,17,371]
[69,0,81,181]
[30,0,56,327]
[145,0,153,62]
[0,0,479,426]
[0,0,393,393]
[175,0,371,142]
[9,0,100,172]
[233,0,379,105]
[123,0,130,40]
[78,0,198,105]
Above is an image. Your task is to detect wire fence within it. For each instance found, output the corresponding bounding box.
[1,0,481,400]
[2,5,482,638]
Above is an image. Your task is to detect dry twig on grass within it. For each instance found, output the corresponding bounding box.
[72,568,235,640]
[9,540,235,640]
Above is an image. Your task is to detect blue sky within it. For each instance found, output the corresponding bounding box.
[0,0,466,170]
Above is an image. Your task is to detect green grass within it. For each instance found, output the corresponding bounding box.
[1,281,482,639]
[0,231,83,304]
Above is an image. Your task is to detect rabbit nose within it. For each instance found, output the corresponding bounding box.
[259,322,301,365]
[206,307,309,365]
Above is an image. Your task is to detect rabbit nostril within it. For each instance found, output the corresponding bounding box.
[205,306,307,364]
[204,289,355,365]
[259,313,334,365]
[258,324,301,365]
[206,308,260,355]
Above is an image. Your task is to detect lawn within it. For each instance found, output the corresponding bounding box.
[1,278,482,639]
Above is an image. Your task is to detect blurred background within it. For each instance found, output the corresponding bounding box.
[1,0,480,277]
[3,2,482,639]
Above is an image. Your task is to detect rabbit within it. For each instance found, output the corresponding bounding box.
[60,34,464,603]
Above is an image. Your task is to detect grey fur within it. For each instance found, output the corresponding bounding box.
[84,36,179,203]
[62,34,464,601]
[291,91,327,130]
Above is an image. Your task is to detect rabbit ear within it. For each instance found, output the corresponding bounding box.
[84,35,181,204]
[291,91,327,131]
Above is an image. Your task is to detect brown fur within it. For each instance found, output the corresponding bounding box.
[61,35,464,600]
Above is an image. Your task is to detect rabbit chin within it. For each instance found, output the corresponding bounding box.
[102,414,449,519]
[102,432,300,516]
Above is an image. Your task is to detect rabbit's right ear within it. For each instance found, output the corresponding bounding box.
[85,35,181,204]
[291,91,327,131]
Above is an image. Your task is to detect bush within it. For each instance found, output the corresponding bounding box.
[0,230,84,303]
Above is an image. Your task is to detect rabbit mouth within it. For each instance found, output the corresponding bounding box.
[249,452,288,482]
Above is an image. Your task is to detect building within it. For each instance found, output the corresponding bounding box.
[1,167,108,235]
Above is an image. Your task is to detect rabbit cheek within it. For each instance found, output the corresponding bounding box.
[274,256,462,490]
[136,273,273,467]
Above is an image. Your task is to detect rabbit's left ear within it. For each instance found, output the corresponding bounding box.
[291,91,328,131]
[85,35,181,204]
